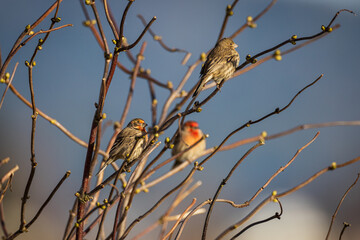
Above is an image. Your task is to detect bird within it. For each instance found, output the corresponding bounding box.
[97,118,148,175]
[193,38,240,97]
[171,121,206,169]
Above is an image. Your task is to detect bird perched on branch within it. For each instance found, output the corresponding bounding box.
[97,118,148,175]
[171,121,206,169]
[193,38,240,97]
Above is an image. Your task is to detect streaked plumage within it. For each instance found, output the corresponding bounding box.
[193,38,240,97]
[172,121,206,169]
[97,118,148,175]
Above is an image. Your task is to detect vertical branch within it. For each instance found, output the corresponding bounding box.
[19,62,37,231]
[76,42,114,240]
[119,1,134,46]
[90,2,110,54]
[88,117,104,186]
[63,201,77,240]
[119,42,147,128]
[76,11,155,238]
[148,80,157,127]
[217,0,239,41]
[103,0,119,39]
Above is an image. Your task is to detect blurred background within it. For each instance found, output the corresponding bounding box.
[1,0,360,239]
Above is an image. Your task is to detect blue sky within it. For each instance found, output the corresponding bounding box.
[0,0,359,239]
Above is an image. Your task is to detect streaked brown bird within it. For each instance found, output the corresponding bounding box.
[171,121,206,169]
[193,38,240,97]
[97,118,148,175]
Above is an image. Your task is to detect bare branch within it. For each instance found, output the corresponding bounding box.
[0,62,18,110]
[0,0,63,79]
[216,157,360,239]
[229,200,283,239]
[138,14,187,53]
[218,0,239,41]
[339,222,351,240]
[162,198,196,240]
[8,171,71,240]
[325,173,360,240]
[202,142,263,240]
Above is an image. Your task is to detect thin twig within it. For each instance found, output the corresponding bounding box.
[137,121,357,194]
[235,10,354,72]
[230,0,277,39]
[0,62,18,110]
[117,165,199,240]
[218,0,239,41]
[339,222,351,240]
[90,3,110,54]
[215,156,360,239]
[325,173,360,240]
[103,0,119,39]
[229,200,283,239]
[196,74,323,170]
[118,17,156,52]
[1,165,19,188]
[174,200,211,240]
[0,0,63,79]
[7,171,70,240]
[138,14,187,53]
[0,158,10,168]
[12,24,73,54]
[202,142,263,240]
[158,178,194,239]
[119,42,147,128]
[162,198,196,240]
[245,132,320,206]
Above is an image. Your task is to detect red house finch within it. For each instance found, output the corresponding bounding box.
[171,121,206,169]
[97,118,148,175]
[193,38,240,97]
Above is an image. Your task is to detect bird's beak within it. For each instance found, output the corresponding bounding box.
[234,43,238,48]
[142,123,148,133]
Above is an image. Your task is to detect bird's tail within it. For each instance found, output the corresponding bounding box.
[193,75,212,98]
[192,81,203,98]
[96,158,112,176]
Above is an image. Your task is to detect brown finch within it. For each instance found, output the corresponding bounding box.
[171,121,206,169]
[97,118,148,175]
[193,38,240,97]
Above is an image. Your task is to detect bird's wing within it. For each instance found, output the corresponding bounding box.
[201,56,224,77]
[108,134,125,156]
[227,53,240,68]
[108,128,137,156]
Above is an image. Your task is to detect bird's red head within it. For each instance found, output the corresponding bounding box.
[184,121,199,129]
[183,121,202,142]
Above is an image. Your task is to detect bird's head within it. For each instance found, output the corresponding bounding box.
[218,38,238,49]
[128,118,147,133]
[183,121,202,139]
